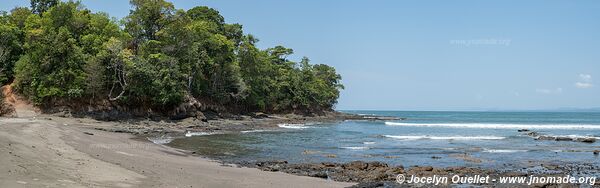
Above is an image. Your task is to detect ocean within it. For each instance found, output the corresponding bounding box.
[167,111,600,168]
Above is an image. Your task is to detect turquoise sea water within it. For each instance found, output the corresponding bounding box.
[168,111,600,168]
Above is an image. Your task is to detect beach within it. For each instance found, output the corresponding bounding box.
[0,116,353,188]
[3,109,600,187]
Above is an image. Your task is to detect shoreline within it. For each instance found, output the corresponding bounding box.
[0,115,354,188]
[3,112,599,187]
[126,112,600,187]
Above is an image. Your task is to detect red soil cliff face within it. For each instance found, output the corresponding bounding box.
[1,84,37,117]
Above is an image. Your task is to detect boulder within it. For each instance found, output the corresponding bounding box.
[554,137,574,141]
[411,166,434,172]
[527,132,540,137]
[575,137,596,143]
[535,136,559,141]
[343,161,369,170]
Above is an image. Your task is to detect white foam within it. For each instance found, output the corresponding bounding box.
[278,123,309,129]
[483,149,528,153]
[385,122,600,130]
[363,142,376,145]
[240,130,271,133]
[357,113,376,116]
[546,135,600,139]
[340,146,370,150]
[147,137,174,144]
[383,135,506,140]
[184,131,214,137]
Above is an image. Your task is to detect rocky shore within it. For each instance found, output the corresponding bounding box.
[75,112,600,188]
[521,130,597,143]
[11,109,600,188]
[0,116,352,187]
[233,160,600,187]
[81,111,403,139]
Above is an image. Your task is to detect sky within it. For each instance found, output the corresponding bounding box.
[2,0,599,111]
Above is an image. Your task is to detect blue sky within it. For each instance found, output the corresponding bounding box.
[2,0,599,111]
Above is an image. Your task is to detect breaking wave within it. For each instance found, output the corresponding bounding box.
[384,122,600,129]
[383,135,506,140]
[278,123,310,129]
[184,131,215,137]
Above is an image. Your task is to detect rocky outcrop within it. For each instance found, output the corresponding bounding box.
[535,135,596,143]
[246,161,404,182]
[526,132,596,143]
[168,95,206,120]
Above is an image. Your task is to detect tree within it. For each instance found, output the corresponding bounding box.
[9,7,32,29]
[0,19,22,84]
[14,1,124,103]
[125,0,175,42]
[30,0,58,15]
[8,0,343,115]
[187,6,224,27]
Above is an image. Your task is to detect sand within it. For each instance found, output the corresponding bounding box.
[0,116,353,188]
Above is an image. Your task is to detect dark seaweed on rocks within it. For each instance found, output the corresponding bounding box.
[237,160,600,188]
[241,161,404,183]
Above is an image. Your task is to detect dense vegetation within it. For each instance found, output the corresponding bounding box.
[0,0,343,115]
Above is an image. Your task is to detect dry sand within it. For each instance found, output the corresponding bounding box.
[0,116,354,188]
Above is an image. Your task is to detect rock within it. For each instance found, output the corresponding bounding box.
[366,161,388,170]
[325,154,337,158]
[527,132,540,137]
[255,160,288,172]
[323,162,339,168]
[517,129,530,132]
[54,111,72,118]
[251,112,269,119]
[431,156,442,159]
[343,161,369,170]
[575,137,596,143]
[169,95,204,120]
[83,132,94,135]
[449,153,483,163]
[307,171,328,178]
[594,150,600,155]
[350,182,386,188]
[536,136,557,141]
[534,134,595,143]
[302,150,321,155]
[411,166,434,172]
[555,137,573,141]
[541,163,559,170]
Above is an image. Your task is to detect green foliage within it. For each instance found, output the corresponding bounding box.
[14,1,124,104]
[0,21,22,84]
[9,7,32,29]
[30,0,58,15]
[6,0,343,113]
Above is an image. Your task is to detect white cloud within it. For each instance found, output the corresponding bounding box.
[575,82,593,88]
[536,88,563,94]
[579,74,592,82]
[575,74,593,89]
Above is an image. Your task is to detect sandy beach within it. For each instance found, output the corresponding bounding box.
[0,115,354,188]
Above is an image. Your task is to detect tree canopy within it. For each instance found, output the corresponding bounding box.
[0,0,343,114]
